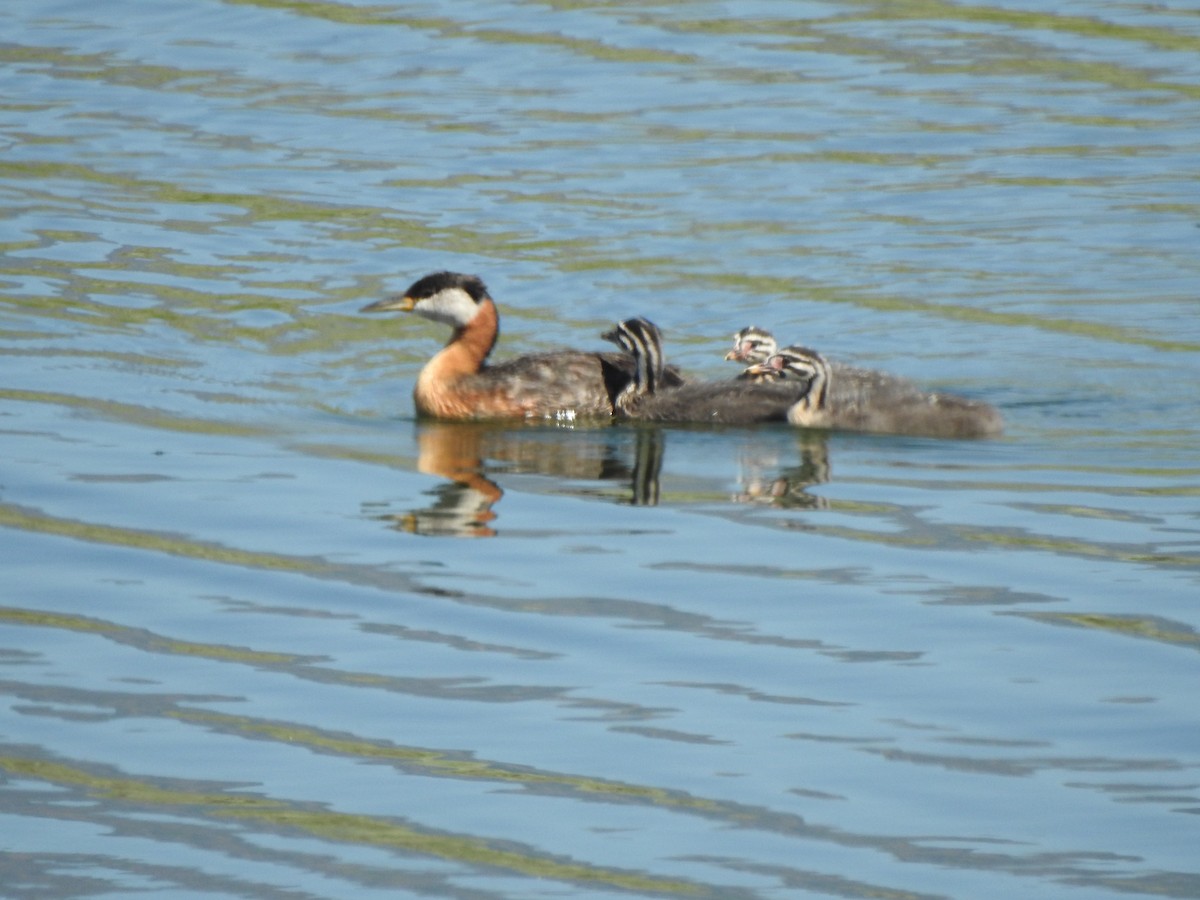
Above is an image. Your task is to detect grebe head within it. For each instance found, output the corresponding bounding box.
[601,316,660,356]
[601,317,666,398]
[745,346,830,410]
[745,346,824,378]
[724,326,777,364]
[361,271,490,328]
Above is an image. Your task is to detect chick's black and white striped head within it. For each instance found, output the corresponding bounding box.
[602,316,658,354]
[361,271,491,327]
[601,317,666,396]
[767,346,826,375]
[759,346,831,410]
[725,326,778,364]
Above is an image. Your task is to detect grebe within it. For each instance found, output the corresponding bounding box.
[602,317,809,424]
[747,347,1004,439]
[361,272,683,421]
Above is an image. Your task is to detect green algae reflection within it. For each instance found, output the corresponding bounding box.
[0,755,702,895]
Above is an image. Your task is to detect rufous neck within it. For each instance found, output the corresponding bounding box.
[453,296,498,366]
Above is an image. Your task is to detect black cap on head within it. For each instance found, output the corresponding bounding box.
[405,271,489,303]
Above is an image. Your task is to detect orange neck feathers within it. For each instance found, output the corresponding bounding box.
[414,298,500,418]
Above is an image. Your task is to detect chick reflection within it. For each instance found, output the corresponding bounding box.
[732,431,831,509]
[628,426,664,507]
[385,421,831,537]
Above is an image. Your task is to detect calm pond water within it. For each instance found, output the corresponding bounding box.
[2,1,1199,898]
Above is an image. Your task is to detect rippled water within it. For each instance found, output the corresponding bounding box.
[2,1,1199,898]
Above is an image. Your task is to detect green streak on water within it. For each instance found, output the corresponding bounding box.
[956,526,1200,569]
[657,1,1200,55]
[0,755,703,895]
[0,159,587,264]
[1018,612,1200,652]
[631,4,1200,97]
[223,0,698,64]
[0,608,309,667]
[172,707,727,815]
[0,503,327,576]
[854,0,1200,56]
[698,272,1200,353]
[0,389,273,437]
[0,598,558,701]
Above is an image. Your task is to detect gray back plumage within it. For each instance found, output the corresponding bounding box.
[765,349,1003,438]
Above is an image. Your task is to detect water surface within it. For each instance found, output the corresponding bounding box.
[2,1,1198,898]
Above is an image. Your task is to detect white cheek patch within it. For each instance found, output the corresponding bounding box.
[417,287,480,326]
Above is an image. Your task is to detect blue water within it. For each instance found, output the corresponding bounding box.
[2,1,1199,898]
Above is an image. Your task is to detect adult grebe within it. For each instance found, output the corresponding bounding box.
[601,318,808,424]
[361,272,683,421]
[747,347,1004,438]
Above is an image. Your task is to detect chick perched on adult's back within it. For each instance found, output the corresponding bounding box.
[725,325,916,399]
[725,326,779,368]
[602,318,809,425]
[361,272,683,421]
